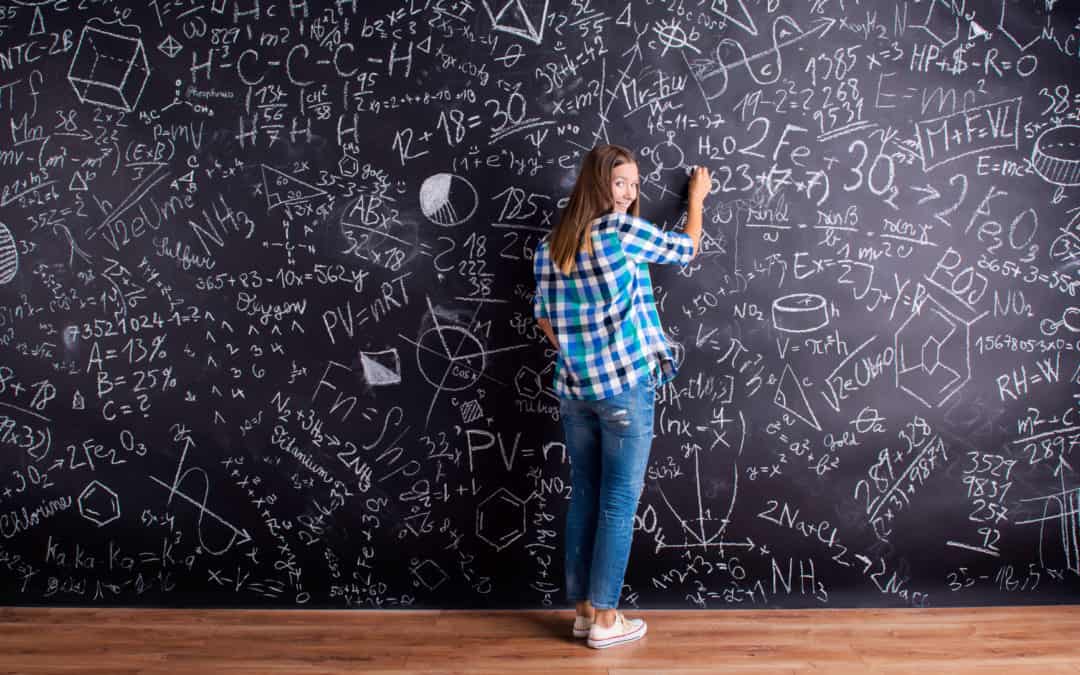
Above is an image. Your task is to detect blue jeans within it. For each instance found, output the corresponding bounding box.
[561,379,655,610]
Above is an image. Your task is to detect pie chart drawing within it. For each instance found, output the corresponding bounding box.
[0,222,17,285]
[419,173,478,227]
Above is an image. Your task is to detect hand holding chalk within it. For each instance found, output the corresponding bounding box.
[688,165,711,206]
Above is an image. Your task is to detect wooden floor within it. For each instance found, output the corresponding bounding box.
[2,605,1080,674]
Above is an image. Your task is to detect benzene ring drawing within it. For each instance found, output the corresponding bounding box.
[476,487,527,551]
[894,291,978,409]
[78,480,120,526]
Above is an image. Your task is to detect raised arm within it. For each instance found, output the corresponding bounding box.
[684,165,710,258]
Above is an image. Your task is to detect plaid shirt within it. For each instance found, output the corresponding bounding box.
[533,212,694,400]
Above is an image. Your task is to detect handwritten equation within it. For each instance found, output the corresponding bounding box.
[0,0,1079,609]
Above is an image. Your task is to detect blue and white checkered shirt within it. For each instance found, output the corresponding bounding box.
[533,212,694,400]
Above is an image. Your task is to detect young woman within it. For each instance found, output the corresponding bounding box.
[533,144,710,649]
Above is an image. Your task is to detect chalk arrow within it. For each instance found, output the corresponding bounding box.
[809,16,838,39]
[695,324,718,348]
[910,184,941,204]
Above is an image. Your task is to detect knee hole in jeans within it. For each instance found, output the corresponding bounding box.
[607,407,632,428]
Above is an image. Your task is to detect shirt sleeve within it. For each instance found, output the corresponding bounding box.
[533,287,546,320]
[532,249,548,320]
[614,214,694,265]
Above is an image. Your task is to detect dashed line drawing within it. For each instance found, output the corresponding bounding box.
[419,173,478,226]
[482,0,548,45]
[1031,125,1080,186]
[0,222,18,284]
[772,293,829,334]
[68,26,150,112]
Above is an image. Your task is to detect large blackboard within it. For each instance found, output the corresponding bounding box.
[1,0,1080,609]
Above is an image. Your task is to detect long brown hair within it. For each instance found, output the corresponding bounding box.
[549,144,640,274]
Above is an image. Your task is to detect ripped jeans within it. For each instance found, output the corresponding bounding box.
[560,379,655,610]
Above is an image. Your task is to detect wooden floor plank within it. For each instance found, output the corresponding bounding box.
[0,606,1077,673]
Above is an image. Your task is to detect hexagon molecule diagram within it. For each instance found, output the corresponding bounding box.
[894,293,979,409]
[78,480,121,526]
[476,487,526,551]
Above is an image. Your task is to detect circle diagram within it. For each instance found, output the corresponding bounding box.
[1032,125,1080,186]
[772,293,828,333]
[419,173,477,226]
[1065,307,1080,333]
[416,325,485,391]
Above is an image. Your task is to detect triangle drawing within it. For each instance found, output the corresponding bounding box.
[361,349,402,386]
[711,0,758,36]
[968,19,990,41]
[483,0,547,45]
[260,164,328,210]
[774,363,821,431]
[69,171,88,191]
[30,7,46,36]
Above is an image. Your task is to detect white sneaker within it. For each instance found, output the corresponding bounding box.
[572,614,592,638]
[586,611,647,649]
